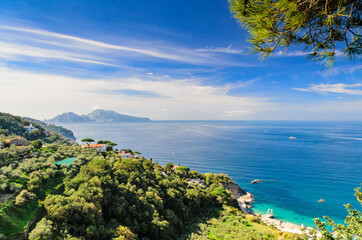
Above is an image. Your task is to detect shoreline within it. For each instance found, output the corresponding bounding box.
[225,179,320,238]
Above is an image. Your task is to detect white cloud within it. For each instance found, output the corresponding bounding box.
[275,50,307,57]
[293,83,362,95]
[0,25,182,60]
[0,42,118,67]
[0,67,274,120]
[0,25,247,66]
[196,45,243,54]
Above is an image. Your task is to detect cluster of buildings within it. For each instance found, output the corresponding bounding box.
[81,144,135,159]
[0,137,28,149]
[0,124,40,149]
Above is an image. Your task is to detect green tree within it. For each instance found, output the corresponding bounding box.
[113,225,137,240]
[28,218,54,240]
[105,142,117,151]
[26,130,43,141]
[31,139,43,150]
[165,162,174,174]
[81,138,95,148]
[229,0,361,68]
[27,171,43,193]
[15,189,35,206]
[106,145,113,152]
[177,166,190,176]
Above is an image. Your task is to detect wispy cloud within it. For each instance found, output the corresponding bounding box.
[275,50,307,57]
[104,89,164,98]
[0,42,118,67]
[319,65,362,77]
[293,83,362,95]
[0,25,182,60]
[196,45,243,54]
[0,25,250,66]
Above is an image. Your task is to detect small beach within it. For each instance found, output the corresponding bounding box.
[227,179,319,237]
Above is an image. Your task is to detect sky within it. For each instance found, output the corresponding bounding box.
[0,0,361,120]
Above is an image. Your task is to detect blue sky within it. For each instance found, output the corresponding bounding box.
[0,0,361,120]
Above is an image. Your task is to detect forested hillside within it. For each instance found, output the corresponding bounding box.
[0,112,75,141]
[0,113,45,141]
[29,156,295,240]
[24,117,76,140]
[0,112,298,240]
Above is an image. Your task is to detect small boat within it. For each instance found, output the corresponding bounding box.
[251,179,262,184]
[289,136,297,140]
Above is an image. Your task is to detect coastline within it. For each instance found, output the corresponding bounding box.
[225,179,320,238]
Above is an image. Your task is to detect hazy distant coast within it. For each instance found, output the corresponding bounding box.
[46,109,151,123]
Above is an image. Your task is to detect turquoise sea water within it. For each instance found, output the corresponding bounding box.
[62,121,362,227]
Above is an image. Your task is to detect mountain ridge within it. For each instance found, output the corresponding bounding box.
[47,109,151,123]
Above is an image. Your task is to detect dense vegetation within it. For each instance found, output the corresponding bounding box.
[27,154,297,240]
[0,112,76,142]
[30,156,236,239]
[0,112,79,237]
[0,113,45,141]
[0,144,97,238]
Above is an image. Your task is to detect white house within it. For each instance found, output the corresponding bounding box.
[119,151,132,158]
[25,124,38,132]
[82,144,106,152]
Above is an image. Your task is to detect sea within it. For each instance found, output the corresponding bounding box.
[61,121,362,227]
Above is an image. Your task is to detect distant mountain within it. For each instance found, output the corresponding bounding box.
[46,112,92,123]
[87,109,150,122]
[47,110,150,123]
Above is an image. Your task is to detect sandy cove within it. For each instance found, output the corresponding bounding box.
[224,179,321,238]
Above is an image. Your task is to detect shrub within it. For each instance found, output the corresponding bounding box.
[113,225,137,240]
[28,218,54,240]
[15,189,35,206]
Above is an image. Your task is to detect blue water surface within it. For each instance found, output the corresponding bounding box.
[62,121,362,227]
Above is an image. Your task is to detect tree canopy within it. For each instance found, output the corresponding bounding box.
[81,138,95,147]
[229,0,361,68]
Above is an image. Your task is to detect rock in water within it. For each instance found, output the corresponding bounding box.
[251,179,262,184]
